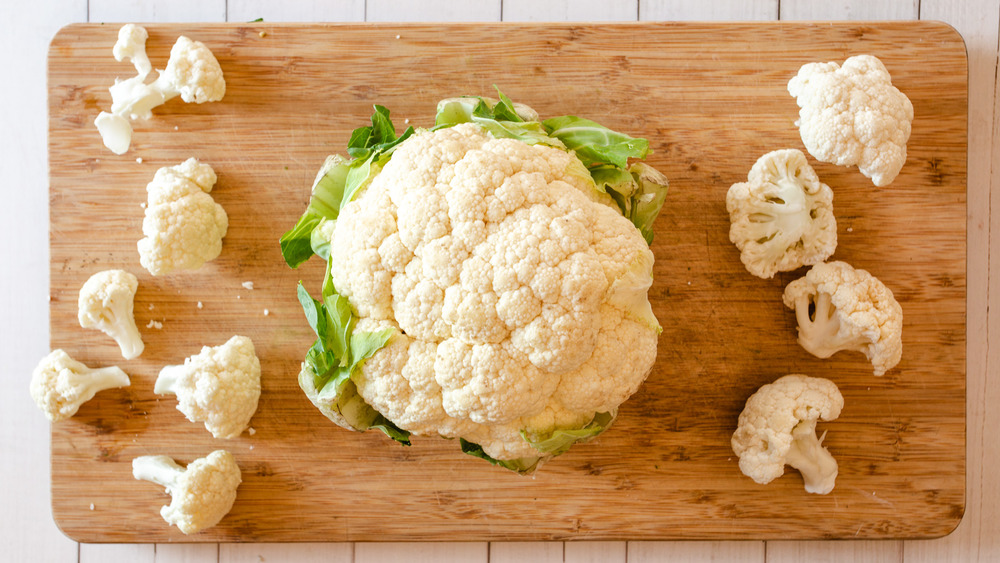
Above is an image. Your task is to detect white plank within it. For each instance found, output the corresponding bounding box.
[627,541,765,562]
[365,0,501,22]
[904,1,1000,560]
[779,0,919,20]
[767,541,901,563]
[639,0,777,21]
[226,0,365,23]
[0,0,86,560]
[220,543,351,563]
[502,0,637,21]
[356,542,488,563]
[81,544,155,563]
[490,542,563,563]
[155,544,218,562]
[565,541,627,563]
[89,0,226,22]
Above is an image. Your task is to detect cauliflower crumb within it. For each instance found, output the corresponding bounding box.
[241,281,254,290]
[146,319,163,329]
[136,157,143,163]
[197,301,203,309]
[263,309,269,316]
[90,503,95,511]
[248,427,256,436]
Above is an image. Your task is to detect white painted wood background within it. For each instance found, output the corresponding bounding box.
[1,0,996,561]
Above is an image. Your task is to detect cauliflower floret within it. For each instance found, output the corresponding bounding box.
[29,349,131,422]
[783,261,903,376]
[137,158,228,276]
[132,450,241,534]
[154,35,227,104]
[731,374,844,494]
[95,24,226,155]
[787,54,914,187]
[326,123,659,462]
[78,269,144,359]
[154,335,261,439]
[727,149,837,279]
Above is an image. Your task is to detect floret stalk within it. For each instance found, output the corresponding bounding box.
[110,316,144,359]
[153,365,185,395]
[70,365,131,399]
[794,292,870,358]
[132,455,185,491]
[784,420,838,495]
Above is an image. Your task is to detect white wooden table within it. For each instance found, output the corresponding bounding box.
[2,0,996,561]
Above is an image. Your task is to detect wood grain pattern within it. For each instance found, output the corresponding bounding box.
[47,22,967,543]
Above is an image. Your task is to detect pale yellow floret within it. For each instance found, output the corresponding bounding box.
[782,260,903,376]
[731,374,843,494]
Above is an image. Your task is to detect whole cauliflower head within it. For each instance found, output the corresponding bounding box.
[731,374,843,494]
[787,54,914,187]
[78,269,144,359]
[783,261,903,376]
[154,335,261,439]
[132,450,241,535]
[726,149,836,278]
[325,123,660,462]
[137,158,228,276]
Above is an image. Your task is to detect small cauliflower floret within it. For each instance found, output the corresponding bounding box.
[727,149,837,279]
[788,54,914,187]
[29,349,131,422]
[154,335,260,439]
[77,269,144,359]
[137,158,228,276]
[132,450,241,534]
[783,261,903,376]
[731,374,844,494]
[95,24,226,155]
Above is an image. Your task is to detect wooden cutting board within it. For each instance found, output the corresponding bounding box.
[47,21,967,542]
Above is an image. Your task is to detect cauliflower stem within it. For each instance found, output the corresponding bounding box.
[791,291,869,358]
[784,420,838,495]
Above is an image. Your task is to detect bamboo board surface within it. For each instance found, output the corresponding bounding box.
[48,22,967,542]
